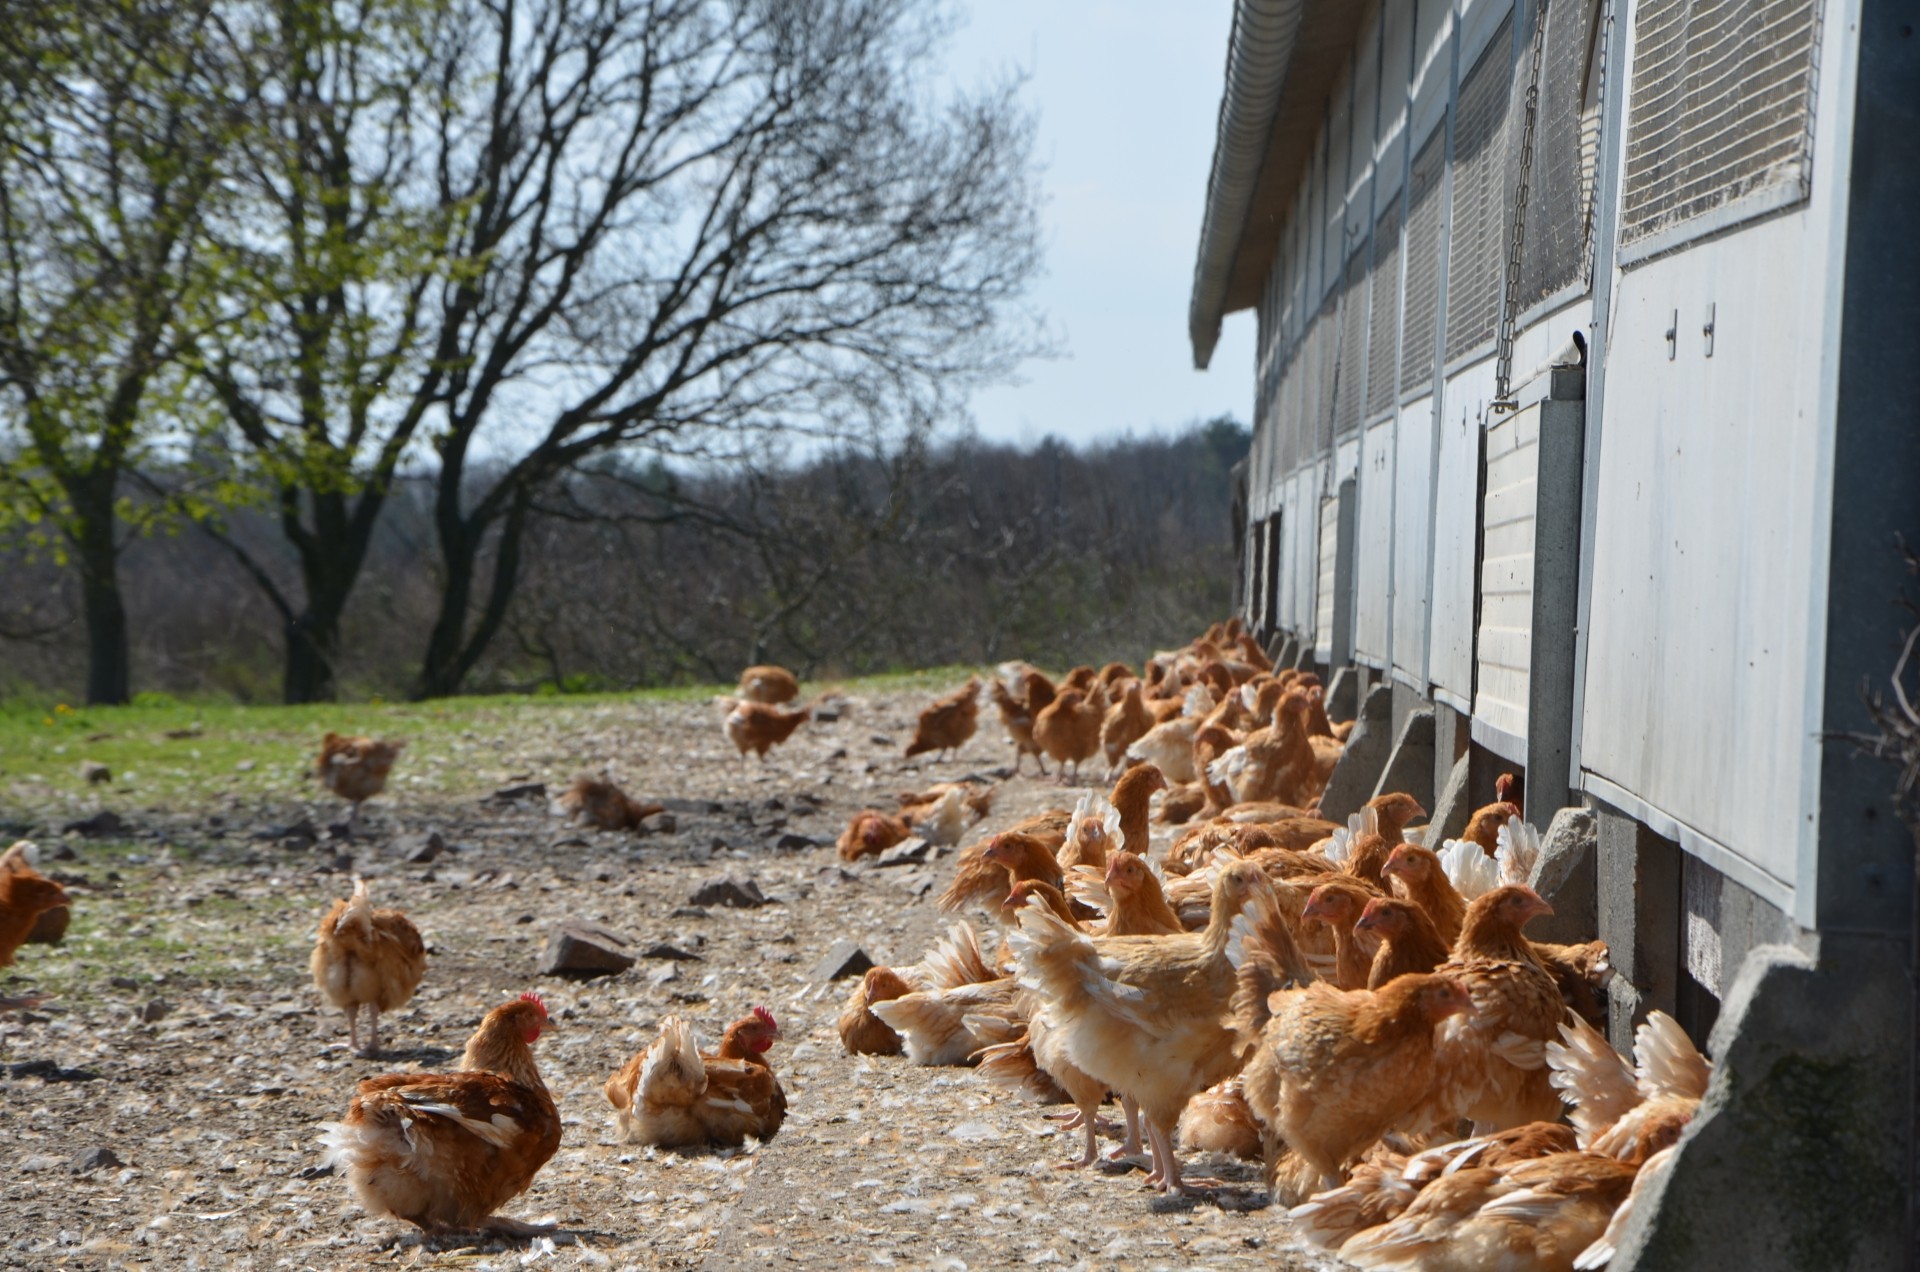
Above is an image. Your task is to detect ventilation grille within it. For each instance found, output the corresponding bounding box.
[1445,16,1516,363]
[1519,0,1605,307]
[1365,196,1403,418]
[1332,255,1367,438]
[1400,130,1447,392]
[1316,292,1342,450]
[1621,0,1818,248]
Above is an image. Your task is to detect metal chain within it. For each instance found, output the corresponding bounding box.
[1492,0,1552,411]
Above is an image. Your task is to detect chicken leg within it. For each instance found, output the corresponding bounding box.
[363,1003,381,1056]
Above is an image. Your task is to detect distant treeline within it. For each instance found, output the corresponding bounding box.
[0,420,1248,701]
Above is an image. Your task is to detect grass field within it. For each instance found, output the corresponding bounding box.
[0,665,981,810]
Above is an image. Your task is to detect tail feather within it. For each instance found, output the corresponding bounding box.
[922,920,997,989]
[1547,1015,1640,1145]
[1634,1010,1711,1102]
[637,1017,706,1110]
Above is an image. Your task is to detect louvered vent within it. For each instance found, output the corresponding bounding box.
[1622,0,1818,249]
[1400,130,1447,392]
[1314,290,1341,449]
[1365,196,1403,417]
[1519,0,1607,307]
[1332,250,1368,438]
[1445,17,1516,363]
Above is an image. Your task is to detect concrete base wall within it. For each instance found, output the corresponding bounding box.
[1616,935,1914,1272]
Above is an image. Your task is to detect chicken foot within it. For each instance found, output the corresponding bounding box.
[362,1003,382,1056]
[1142,1117,1224,1195]
[1103,1095,1149,1166]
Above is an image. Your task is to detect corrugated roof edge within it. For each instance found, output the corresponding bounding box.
[1188,0,1307,370]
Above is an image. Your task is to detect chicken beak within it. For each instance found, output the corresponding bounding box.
[1530,897,1557,920]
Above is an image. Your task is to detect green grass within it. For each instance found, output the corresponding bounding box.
[0,665,987,810]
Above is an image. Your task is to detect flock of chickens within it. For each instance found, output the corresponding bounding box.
[813,619,1696,1271]
[0,618,1705,1268]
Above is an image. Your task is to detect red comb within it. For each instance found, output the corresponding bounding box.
[752,1005,776,1029]
[520,992,548,1017]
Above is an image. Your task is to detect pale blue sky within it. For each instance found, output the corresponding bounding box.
[943,0,1256,446]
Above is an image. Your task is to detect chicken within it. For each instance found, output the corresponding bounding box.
[1358,896,1453,988]
[836,809,913,862]
[1033,688,1106,783]
[838,966,915,1055]
[897,781,991,845]
[1108,763,1166,857]
[737,664,799,704]
[724,700,810,759]
[1176,1076,1266,1161]
[868,974,1020,1065]
[1383,843,1469,946]
[0,843,70,974]
[1101,681,1155,778]
[1007,879,1086,926]
[317,733,404,827]
[1419,886,1570,1134]
[1098,851,1184,936]
[1167,816,1341,874]
[557,775,664,832]
[1289,1122,1582,1250]
[1339,1152,1638,1271]
[310,877,428,1056]
[1302,879,1381,990]
[321,993,560,1237]
[1127,714,1200,783]
[605,1007,786,1148]
[1238,972,1474,1202]
[937,826,1067,914]
[1008,858,1277,1192]
[1057,793,1121,876]
[1535,939,1615,1032]
[990,664,1056,775]
[905,677,981,761]
[1460,798,1525,855]
[977,1002,1111,1168]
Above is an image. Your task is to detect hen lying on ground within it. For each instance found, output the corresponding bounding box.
[605,1007,787,1149]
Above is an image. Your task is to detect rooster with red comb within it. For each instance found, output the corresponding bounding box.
[319,992,561,1237]
[604,1005,788,1148]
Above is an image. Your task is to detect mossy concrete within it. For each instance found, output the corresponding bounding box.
[1614,937,1913,1271]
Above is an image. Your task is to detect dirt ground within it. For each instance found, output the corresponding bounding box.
[0,687,1341,1271]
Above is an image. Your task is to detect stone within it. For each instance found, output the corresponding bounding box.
[26,904,68,946]
[139,999,171,1024]
[651,813,678,835]
[1527,806,1598,946]
[400,831,446,864]
[639,942,703,962]
[688,876,769,908]
[811,938,875,983]
[868,734,894,747]
[80,761,111,785]
[771,832,819,853]
[814,705,843,723]
[537,918,638,977]
[670,906,711,920]
[648,962,679,986]
[1315,684,1395,823]
[813,866,857,888]
[234,759,255,772]
[62,811,126,839]
[69,1147,121,1175]
[886,868,936,900]
[491,782,548,803]
[874,837,933,868]
[18,1155,63,1173]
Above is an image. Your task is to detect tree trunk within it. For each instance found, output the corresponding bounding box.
[282,606,342,704]
[416,527,475,700]
[75,509,130,706]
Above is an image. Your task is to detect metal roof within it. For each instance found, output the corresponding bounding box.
[1188,0,1371,368]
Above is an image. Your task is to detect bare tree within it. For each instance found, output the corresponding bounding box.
[198,0,1041,701]
[0,0,242,703]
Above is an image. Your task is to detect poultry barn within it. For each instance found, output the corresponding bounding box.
[1190,0,1916,1266]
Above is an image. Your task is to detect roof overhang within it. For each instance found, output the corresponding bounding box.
[1189,0,1372,369]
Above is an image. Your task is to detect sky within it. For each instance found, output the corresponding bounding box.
[941,0,1256,447]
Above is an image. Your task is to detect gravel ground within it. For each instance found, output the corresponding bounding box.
[0,688,1340,1271]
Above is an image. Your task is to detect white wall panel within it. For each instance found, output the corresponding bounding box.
[1392,397,1435,680]
[1474,403,1539,740]
[1355,417,1397,665]
[1430,358,1494,703]
[1581,213,1829,901]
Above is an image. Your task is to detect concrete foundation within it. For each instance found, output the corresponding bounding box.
[1597,803,1683,1053]
[1615,934,1913,1272]
[1528,805,1598,946]
[1325,665,1361,723]
[1318,684,1394,823]
[1371,708,1436,810]
[1424,752,1473,848]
